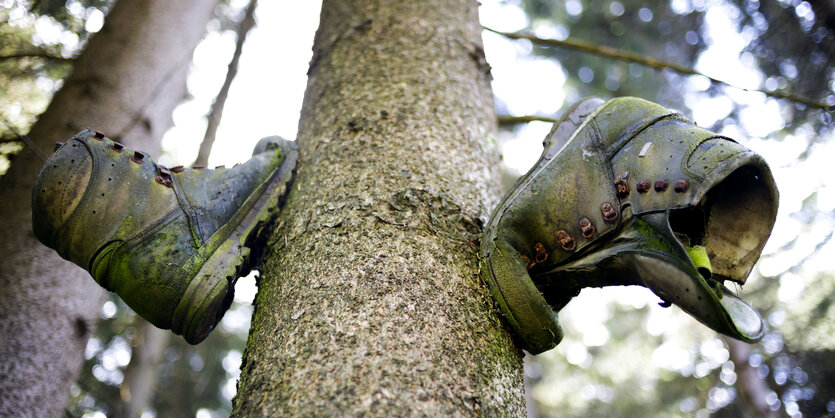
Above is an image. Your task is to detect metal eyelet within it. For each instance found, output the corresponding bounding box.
[556,230,576,251]
[579,217,595,239]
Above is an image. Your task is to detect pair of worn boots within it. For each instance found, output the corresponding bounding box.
[32,97,778,351]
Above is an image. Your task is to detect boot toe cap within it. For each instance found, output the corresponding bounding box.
[32,139,93,248]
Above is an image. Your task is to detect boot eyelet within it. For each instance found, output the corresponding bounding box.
[533,242,549,264]
[154,176,173,188]
[521,255,535,270]
[601,202,619,223]
[579,217,595,239]
[555,230,576,251]
[614,175,630,198]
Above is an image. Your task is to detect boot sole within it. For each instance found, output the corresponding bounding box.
[171,143,299,344]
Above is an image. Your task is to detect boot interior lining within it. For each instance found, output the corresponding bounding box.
[671,165,777,284]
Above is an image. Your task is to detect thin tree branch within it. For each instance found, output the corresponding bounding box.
[498,114,557,126]
[0,52,73,64]
[194,0,258,167]
[485,27,835,112]
[0,114,47,162]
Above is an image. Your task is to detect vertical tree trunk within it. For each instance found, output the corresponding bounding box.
[0,0,217,415]
[112,322,169,418]
[723,337,782,418]
[233,0,525,415]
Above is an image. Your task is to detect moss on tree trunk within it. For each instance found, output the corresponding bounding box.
[233,0,526,415]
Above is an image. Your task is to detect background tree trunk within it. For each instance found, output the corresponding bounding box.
[233,0,526,415]
[0,0,217,414]
[112,321,169,418]
[723,336,784,418]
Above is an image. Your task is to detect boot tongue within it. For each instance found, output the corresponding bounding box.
[631,213,765,343]
[717,287,765,341]
[685,244,712,278]
[682,243,765,341]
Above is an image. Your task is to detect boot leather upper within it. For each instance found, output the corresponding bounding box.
[481,97,779,354]
[32,130,285,329]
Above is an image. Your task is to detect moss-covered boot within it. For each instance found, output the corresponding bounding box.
[482,97,779,354]
[32,129,298,344]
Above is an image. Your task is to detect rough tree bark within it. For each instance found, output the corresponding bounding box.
[0,0,217,414]
[233,0,526,415]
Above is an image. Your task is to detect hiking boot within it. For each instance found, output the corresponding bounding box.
[481,97,779,354]
[32,129,298,344]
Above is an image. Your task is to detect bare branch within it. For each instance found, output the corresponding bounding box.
[0,52,73,64]
[0,114,47,162]
[108,51,195,142]
[485,27,835,112]
[498,114,557,126]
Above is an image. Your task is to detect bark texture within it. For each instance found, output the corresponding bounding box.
[0,0,217,414]
[233,0,526,415]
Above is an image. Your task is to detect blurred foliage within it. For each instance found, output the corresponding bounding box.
[516,0,834,135]
[66,296,249,417]
[0,0,245,177]
[26,0,113,39]
[0,0,115,175]
[728,0,835,127]
[521,0,705,111]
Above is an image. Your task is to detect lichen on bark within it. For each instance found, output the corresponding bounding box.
[233,0,526,415]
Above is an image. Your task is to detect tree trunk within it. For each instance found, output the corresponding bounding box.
[233,0,525,415]
[112,321,169,418]
[723,337,783,418]
[0,0,217,415]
